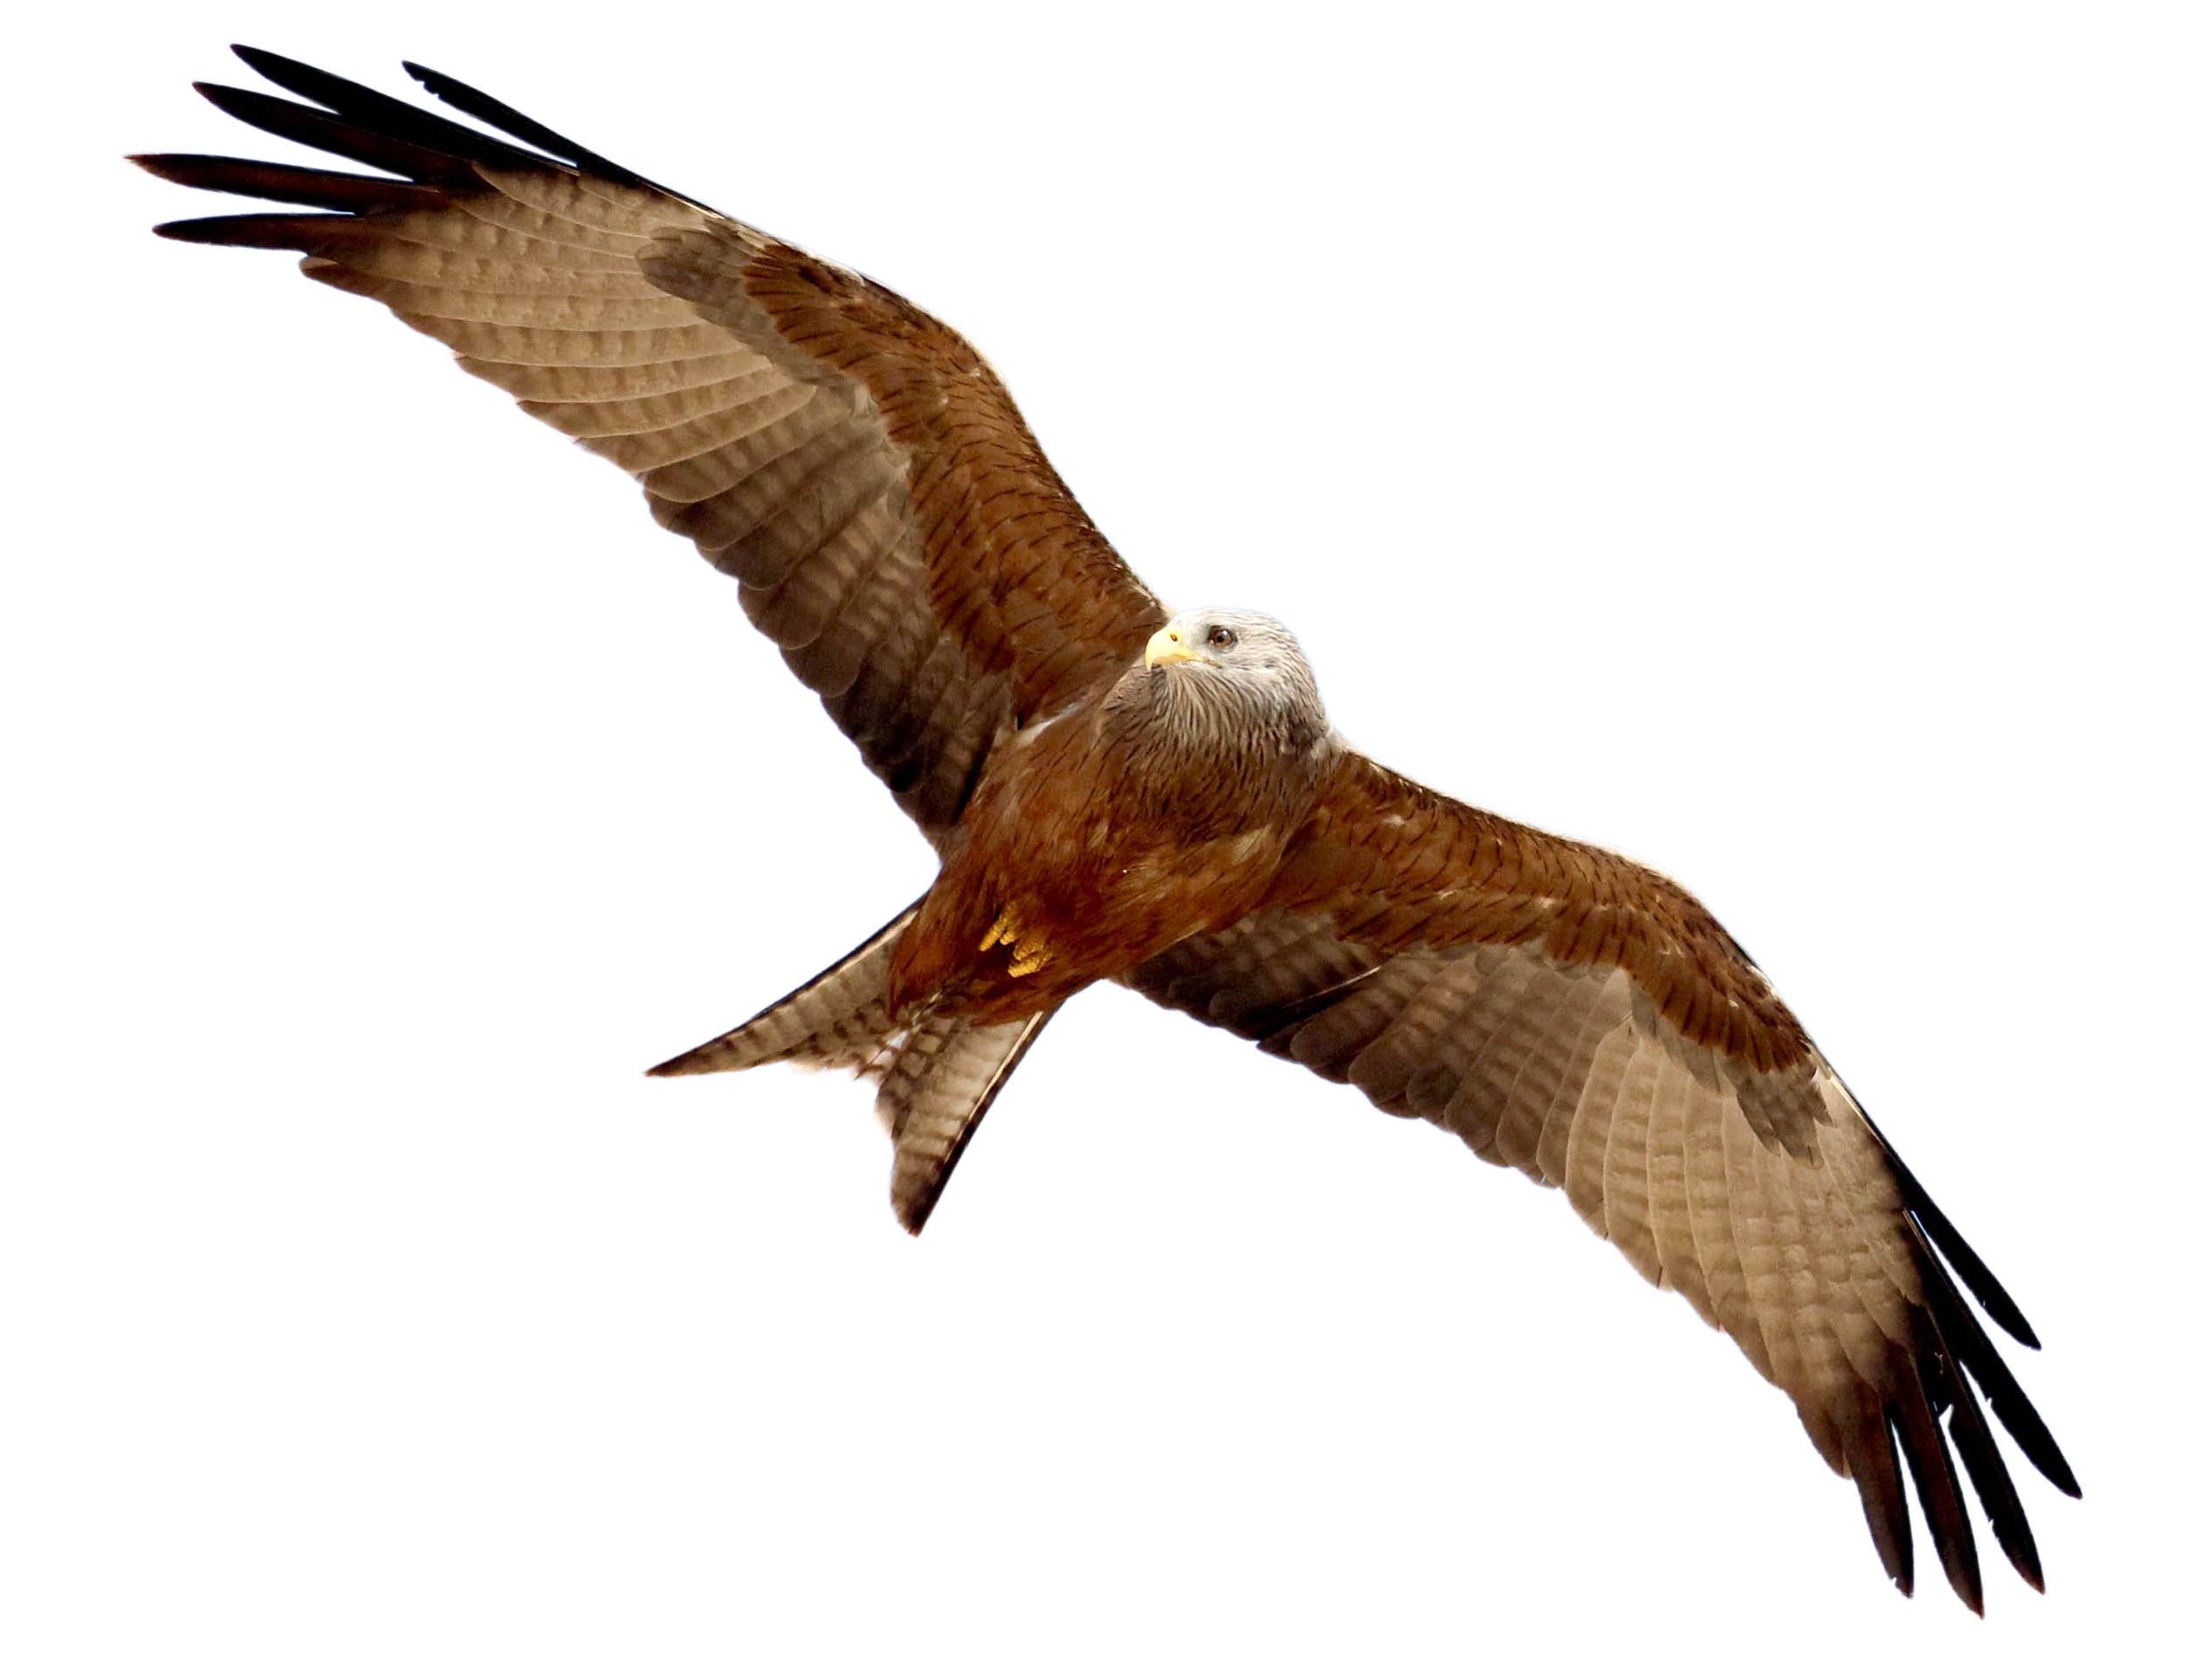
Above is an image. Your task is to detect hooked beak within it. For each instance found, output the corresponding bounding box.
[1145,624,1201,668]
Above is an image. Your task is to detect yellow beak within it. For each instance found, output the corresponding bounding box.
[1146,624,1201,668]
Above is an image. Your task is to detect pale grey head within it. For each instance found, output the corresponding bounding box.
[1107,606,1333,765]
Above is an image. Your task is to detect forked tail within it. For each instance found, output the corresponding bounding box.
[650,904,920,1079]
[650,902,1056,1232]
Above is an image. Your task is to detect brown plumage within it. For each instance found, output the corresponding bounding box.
[136,46,2076,1611]
[888,610,1336,1025]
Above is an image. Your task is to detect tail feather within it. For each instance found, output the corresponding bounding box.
[648,899,1058,1230]
[647,902,918,1077]
[879,1010,1056,1234]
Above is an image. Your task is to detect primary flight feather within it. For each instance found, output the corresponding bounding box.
[136,45,2076,1611]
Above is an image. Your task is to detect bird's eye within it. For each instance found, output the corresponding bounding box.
[1206,625,1238,651]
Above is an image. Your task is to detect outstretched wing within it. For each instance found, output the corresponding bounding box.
[136,47,1165,837]
[1124,751,2076,1610]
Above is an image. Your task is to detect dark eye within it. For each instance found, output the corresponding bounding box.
[1206,624,1238,651]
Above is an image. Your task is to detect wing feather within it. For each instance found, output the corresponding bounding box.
[1120,750,2072,1606]
[139,47,1165,840]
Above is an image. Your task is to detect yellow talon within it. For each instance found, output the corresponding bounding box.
[980,903,1050,975]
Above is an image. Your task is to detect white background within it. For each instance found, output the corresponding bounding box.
[7,3,2206,1654]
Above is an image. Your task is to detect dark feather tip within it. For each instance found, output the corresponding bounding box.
[229,45,292,76]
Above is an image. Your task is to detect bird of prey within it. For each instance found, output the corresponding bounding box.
[136,46,2076,1612]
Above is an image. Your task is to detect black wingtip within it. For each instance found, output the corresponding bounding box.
[1889,1376,1985,1614]
[2049,1459,2084,1502]
[400,56,712,213]
[1848,1409,1915,1600]
[229,44,287,76]
[230,43,382,113]
[1908,1217,2080,1503]
[150,213,290,246]
[1915,1195,2040,1349]
[1867,1119,2042,1350]
[401,61,478,119]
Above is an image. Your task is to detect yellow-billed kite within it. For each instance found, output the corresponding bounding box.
[137,47,2076,1610]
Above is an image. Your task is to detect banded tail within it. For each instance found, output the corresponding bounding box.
[651,903,1055,1233]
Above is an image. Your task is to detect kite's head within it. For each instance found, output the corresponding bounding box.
[1144,607,1308,679]
[1137,608,1329,756]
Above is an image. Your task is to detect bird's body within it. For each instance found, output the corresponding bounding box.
[890,610,1337,1024]
[136,46,2077,1611]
